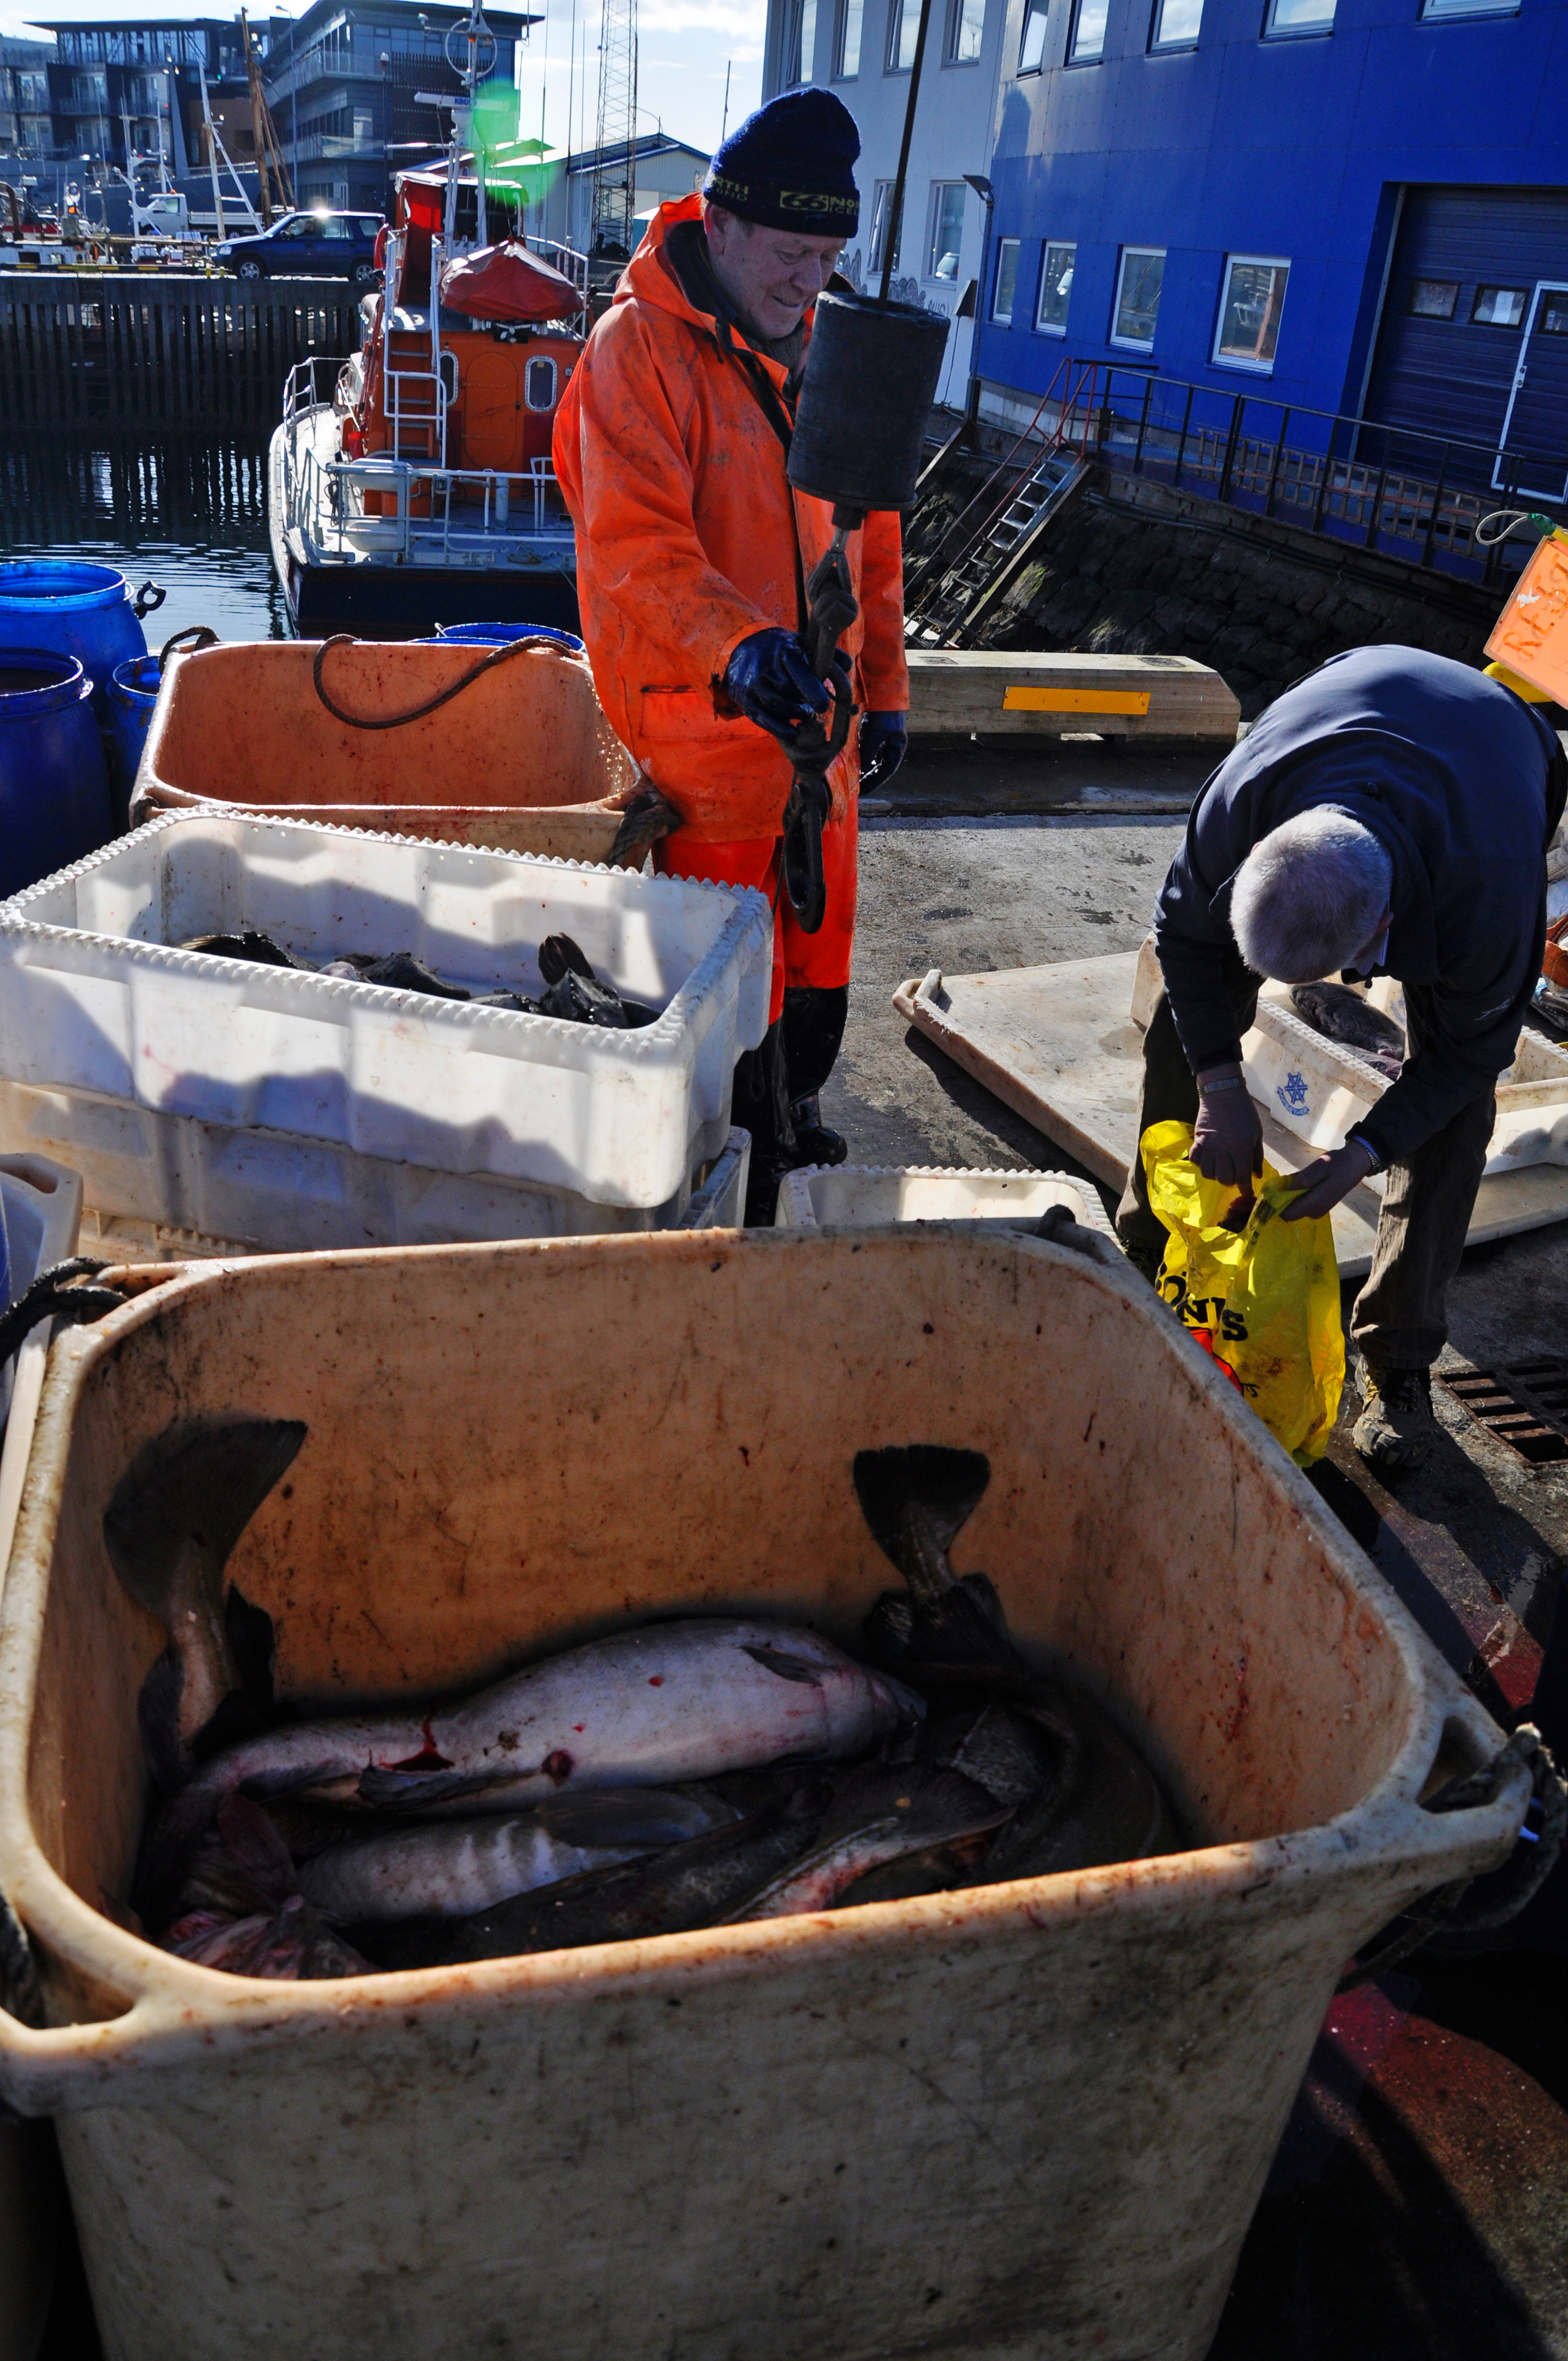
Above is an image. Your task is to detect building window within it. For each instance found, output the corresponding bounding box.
[1472,285,1527,327]
[835,0,863,74]
[992,237,1021,322]
[928,182,967,279]
[1542,293,1568,335]
[888,0,923,67]
[1421,0,1519,16]
[1112,246,1164,346]
[786,0,819,80]
[1150,0,1202,43]
[1264,0,1335,31]
[1019,0,1051,67]
[1036,239,1075,331]
[869,179,902,273]
[16,70,48,111]
[1213,254,1288,371]
[1068,0,1111,60]
[1408,277,1459,319]
[947,0,987,58]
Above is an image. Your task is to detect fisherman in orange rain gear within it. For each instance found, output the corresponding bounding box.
[552,90,909,1219]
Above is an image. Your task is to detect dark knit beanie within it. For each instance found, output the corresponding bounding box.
[704,90,860,237]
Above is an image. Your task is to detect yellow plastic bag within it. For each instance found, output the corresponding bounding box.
[1140,1118,1345,1466]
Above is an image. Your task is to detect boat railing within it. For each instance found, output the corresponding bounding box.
[287,438,574,566]
[523,235,590,304]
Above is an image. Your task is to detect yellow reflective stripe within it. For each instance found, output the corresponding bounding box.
[1001,687,1153,714]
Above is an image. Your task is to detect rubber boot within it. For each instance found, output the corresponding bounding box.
[783,985,849,1169]
[731,1020,797,1225]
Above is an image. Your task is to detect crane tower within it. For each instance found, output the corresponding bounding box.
[589,0,638,274]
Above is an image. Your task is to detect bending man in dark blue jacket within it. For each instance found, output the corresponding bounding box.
[1117,645,1566,1472]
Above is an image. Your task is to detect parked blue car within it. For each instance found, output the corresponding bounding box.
[215,210,383,284]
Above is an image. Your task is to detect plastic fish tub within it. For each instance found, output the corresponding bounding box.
[775,1162,1116,1236]
[0,814,772,1212]
[129,639,640,867]
[0,1080,748,1250]
[1242,987,1568,1175]
[0,1230,1527,2361]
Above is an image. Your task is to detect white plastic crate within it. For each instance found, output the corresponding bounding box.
[1242,988,1568,1176]
[775,1163,1117,1236]
[0,815,772,1211]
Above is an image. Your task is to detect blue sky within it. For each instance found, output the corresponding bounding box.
[0,0,765,157]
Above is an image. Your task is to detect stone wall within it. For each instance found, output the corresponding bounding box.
[912,460,1507,720]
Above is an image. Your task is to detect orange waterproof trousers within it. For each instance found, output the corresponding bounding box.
[655,800,858,1025]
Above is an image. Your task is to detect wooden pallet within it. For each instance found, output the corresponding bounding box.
[892,950,1568,1277]
[905,651,1240,742]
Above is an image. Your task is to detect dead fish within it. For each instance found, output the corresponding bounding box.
[363,1784,831,1970]
[916,1700,1061,1811]
[106,1416,306,1759]
[728,1762,1011,1921]
[162,1795,372,1979]
[854,1445,1182,1879]
[295,1787,739,1924]
[354,951,472,1000]
[140,1617,921,1923]
[1289,981,1403,1078]
[166,1896,372,1980]
[536,933,657,1029]
[180,930,314,971]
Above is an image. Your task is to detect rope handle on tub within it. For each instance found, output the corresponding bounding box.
[159,625,221,665]
[0,1258,129,1373]
[1338,1723,1566,1988]
[311,632,569,731]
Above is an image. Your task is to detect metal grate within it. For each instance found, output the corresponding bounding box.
[1439,1356,1568,1466]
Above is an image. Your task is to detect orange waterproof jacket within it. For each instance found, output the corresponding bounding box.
[552,194,907,843]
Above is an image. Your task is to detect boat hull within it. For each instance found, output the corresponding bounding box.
[267,420,581,644]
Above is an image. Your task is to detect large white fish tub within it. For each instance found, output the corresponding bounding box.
[0,1228,1527,2361]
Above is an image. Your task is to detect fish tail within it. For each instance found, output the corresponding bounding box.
[851,1446,991,1607]
[104,1416,308,1627]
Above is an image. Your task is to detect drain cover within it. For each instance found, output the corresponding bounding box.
[1439,1356,1568,1466]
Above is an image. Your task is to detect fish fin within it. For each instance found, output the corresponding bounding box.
[539,932,593,985]
[215,1793,298,1911]
[104,1416,307,1626]
[237,1761,357,1804]
[136,1649,187,1797]
[741,1643,826,1688]
[355,1764,523,1811]
[533,1789,738,1846]
[851,1446,990,1606]
[862,1591,914,1667]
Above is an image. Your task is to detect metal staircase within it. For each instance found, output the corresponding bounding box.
[905,360,1099,648]
[380,227,450,465]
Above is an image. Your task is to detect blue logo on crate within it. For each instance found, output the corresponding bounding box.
[1277,1071,1311,1115]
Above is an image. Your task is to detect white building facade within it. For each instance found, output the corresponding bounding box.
[760,0,1008,402]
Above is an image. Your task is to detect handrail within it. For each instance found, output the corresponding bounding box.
[906,356,1098,616]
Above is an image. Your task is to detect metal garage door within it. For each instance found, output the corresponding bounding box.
[1363,184,1568,497]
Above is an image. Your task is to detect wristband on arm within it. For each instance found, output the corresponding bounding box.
[1345,1128,1386,1173]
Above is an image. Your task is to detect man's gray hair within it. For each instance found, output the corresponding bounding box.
[1230,808,1393,982]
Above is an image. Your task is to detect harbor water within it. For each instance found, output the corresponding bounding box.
[1,436,286,648]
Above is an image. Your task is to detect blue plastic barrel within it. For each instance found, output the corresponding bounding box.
[429,621,586,656]
[0,650,116,900]
[107,654,161,826]
[0,562,160,721]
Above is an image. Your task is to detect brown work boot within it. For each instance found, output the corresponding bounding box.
[1353,1362,1435,1472]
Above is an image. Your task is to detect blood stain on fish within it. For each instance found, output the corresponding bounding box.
[389,1720,453,1771]
[649,1677,665,1688]
[543,1750,574,1783]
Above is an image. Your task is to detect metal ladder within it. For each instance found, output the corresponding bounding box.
[905,361,1099,648]
[382,230,450,465]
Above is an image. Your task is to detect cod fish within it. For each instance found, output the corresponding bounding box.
[363,1786,831,1970]
[537,933,656,1030]
[181,930,313,971]
[296,1787,739,1924]
[729,1761,1011,1921]
[1289,981,1403,1079]
[854,1444,1183,1879]
[106,1415,306,1760]
[140,1614,920,1922]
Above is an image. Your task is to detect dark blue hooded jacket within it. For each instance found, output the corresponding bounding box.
[1153,646,1564,1166]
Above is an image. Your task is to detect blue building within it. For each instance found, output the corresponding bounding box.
[977,0,1568,499]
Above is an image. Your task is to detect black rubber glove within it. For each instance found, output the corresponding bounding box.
[859,710,907,791]
[722,628,831,737]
